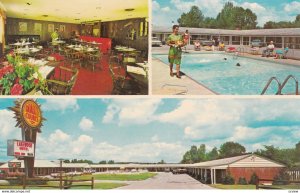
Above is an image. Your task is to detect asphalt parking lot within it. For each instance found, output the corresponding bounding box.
[117,172,214,189]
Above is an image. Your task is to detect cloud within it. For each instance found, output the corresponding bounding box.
[284,1,300,14]
[72,135,93,154]
[161,7,171,12]
[92,141,186,163]
[79,117,94,131]
[102,99,162,125]
[37,130,93,160]
[241,2,266,13]
[42,99,79,112]
[152,0,160,11]
[0,109,20,140]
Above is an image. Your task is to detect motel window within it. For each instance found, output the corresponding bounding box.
[266,37,282,48]
[285,37,300,49]
[243,37,249,45]
[232,36,240,45]
[220,36,229,45]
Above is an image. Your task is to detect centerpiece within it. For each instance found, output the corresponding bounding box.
[0,52,48,95]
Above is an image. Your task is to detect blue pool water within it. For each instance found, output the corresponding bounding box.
[154,53,300,95]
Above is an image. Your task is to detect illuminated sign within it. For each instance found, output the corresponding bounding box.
[7,140,35,157]
[9,99,45,132]
[21,100,42,129]
[8,162,21,168]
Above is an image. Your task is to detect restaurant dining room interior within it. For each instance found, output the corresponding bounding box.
[0,0,149,95]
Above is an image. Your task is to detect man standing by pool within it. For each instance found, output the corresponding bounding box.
[167,25,185,78]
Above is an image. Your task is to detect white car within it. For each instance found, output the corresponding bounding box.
[152,37,162,47]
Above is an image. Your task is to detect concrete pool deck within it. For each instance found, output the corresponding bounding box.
[152,45,300,95]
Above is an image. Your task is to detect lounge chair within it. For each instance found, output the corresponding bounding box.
[275,47,289,59]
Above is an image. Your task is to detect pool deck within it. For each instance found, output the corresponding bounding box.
[152,45,300,95]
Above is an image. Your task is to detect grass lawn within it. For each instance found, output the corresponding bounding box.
[73,172,157,181]
[211,184,256,189]
[0,182,127,190]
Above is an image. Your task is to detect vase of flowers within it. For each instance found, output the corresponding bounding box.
[0,53,47,95]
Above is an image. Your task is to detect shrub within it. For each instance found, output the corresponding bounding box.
[238,177,248,185]
[273,170,290,185]
[249,172,259,185]
[8,177,48,186]
[222,173,235,184]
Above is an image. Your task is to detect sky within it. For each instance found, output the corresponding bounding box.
[152,0,300,27]
[0,98,299,163]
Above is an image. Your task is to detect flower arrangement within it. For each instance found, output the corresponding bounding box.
[0,53,46,95]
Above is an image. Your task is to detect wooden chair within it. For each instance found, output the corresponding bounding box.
[46,66,78,95]
[87,50,102,71]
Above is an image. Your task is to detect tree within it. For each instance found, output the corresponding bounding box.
[181,151,192,163]
[178,6,204,27]
[216,2,257,29]
[219,141,246,158]
[108,160,114,164]
[64,160,70,163]
[206,147,219,160]
[197,144,206,162]
[158,160,165,164]
[296,142,300,162]
[99,160,107,164]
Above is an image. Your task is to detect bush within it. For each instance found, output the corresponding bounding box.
[238,177,248,185]
[222,173,235,184]
[8,177,48,186]
[273,170,290,185]
[249,172,259,185]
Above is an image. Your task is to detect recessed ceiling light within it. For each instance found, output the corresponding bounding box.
[125,8,134,11]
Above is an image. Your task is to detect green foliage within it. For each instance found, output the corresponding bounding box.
[219,141,246,158]
[249,173,258,185]
[158,159,165,164]
[206,147,219,160]
[107,160,114,164]
[8,177,48,186]
[273,170,290,185]
[70,159,93,164]
[181,144,207,163]
[99,160,107,164]
[222,173,235,184]
[178,6,204,27]
[177,3,257,29]
[264,15,300,28]
[255,145,297,167]
[238,177,248,185]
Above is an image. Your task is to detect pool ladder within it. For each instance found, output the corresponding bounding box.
[261,75,299,95]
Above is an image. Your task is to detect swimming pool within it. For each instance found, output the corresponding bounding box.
[154,53,300,95]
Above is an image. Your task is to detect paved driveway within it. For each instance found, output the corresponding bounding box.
[117,172,214,189]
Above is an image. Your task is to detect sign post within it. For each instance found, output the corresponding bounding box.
[8,99,45,178]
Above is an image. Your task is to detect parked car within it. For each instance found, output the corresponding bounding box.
[200,40,214,47]
[0,170,7,179]
[171,168,187,174]
[152,37,162,47]
[251,39,264,47]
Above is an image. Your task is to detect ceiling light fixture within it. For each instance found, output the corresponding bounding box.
[125,8,134,11]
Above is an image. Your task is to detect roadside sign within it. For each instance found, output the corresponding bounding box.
[7,140,35,157]
[8,162,21,168]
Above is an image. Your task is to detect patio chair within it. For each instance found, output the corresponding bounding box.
[46,66,78,95]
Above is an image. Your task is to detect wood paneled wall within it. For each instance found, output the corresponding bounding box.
[106,18,148,52]
[6,17,80,42]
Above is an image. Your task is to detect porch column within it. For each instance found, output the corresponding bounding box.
[282,37,285,48]
[249,36,252,46]
[241,36,243,46]
[264,36,267,44]
[214,169,216,184]
[229,36,232,45]
[205,169,207,182]
[210,169,213,184]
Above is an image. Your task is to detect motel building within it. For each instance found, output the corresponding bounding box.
[0,154,286,184]
[152,26,300,59]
